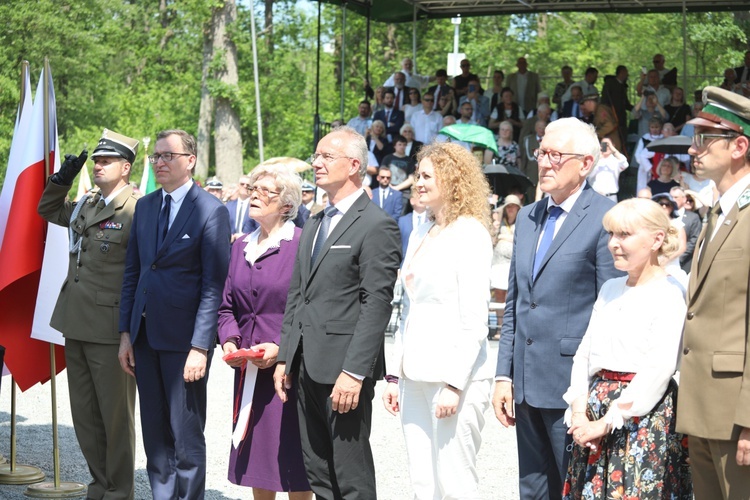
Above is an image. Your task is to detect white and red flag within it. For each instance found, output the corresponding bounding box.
[0,64,66,391]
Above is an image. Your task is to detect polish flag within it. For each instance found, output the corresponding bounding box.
[0,64,66,391]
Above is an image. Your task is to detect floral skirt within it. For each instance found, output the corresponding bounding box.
[562,376,692,500]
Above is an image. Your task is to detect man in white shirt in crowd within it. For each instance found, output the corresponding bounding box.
[383,57,434,90]
[637,69,671,107]
[347,101,372,137]
[411,93,443,144]
[587,137,628,201]
[560,67,599,107]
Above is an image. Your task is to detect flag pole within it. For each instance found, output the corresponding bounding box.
[0,60,46,486]
[24,57,86,499]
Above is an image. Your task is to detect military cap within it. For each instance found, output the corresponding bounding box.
[206,179,223,190]
[91,129,139,164]
[301,181,315,192]
[686,86,750,136]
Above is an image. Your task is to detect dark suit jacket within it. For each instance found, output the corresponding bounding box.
[373,108,405,140]
[387,86,414,111]
[120,183,231,351]
[226,198,254,234]
[496,184,622,408]
[679,209,702,272]
[372,187,404,220]
[561,99,583,119]
[278,192,401,384]
[734,65,750,83]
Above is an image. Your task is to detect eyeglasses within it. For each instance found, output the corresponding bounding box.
[308,152,352,163]
[533,148,585,166]
[691,133,737,149]
[147,152,192,164]
[239,182,251,188]
[657,201,673,208]
[249,185,280,198]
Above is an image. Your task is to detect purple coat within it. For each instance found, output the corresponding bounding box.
[217,226,309,491]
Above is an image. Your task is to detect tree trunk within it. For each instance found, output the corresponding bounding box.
[212,0,243,184]
[265,0,274,55]
[196,19,214,180]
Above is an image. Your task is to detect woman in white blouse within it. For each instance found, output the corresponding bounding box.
[562,198,692,499]
[382,142,494,499]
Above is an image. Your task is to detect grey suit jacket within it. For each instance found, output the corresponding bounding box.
[278,192,402,384]
[495,184,622,409]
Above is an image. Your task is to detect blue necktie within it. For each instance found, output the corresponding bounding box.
[311,206,338,266]
[533,206,563,279]
[157,194,172,248]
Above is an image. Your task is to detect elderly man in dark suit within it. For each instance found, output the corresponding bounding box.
[38,129,140,500]
[118,129,231,499]
[274,127,401,499]
[677,87,750,499]
[493,118,622,500]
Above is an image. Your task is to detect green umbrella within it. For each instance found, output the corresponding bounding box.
[439,123,498,155]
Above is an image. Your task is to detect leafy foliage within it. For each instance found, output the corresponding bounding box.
[0,0,747,190]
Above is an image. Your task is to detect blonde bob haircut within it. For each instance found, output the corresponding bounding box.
[602,198,681,259]
[248,163,303,221]
[416,141,492,230]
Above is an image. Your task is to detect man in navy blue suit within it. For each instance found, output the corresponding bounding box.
[373,89,405,142]
[493,118,622,499]
[397,190,426,262]
[118,129,231,499]
[371,166,404,219]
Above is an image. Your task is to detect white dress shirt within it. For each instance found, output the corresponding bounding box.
[162,179,193,230]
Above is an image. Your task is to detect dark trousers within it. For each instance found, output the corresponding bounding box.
[133,327,211,500]
[296,356,377,500]
[515,401,570,500]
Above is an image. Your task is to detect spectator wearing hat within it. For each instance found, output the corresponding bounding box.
[677,86,750,499]
[38,129,140,499]
[301,181,323,215]
[205,178,224,200]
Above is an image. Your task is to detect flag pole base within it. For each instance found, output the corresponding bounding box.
[24,481,87,498]
[0,463,45,485]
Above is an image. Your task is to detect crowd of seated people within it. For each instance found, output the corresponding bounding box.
[337,51,735,212]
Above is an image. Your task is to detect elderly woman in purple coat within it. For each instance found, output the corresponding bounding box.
[218,163,312,500]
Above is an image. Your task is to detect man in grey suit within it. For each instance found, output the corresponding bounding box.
[274,127,401,499]
[493,118,622,499]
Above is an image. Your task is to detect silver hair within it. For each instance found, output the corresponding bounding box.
[545,117,601,165]
[248,163,303,221]
[330,126,368,179]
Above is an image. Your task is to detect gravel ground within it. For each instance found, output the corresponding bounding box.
[0,338,519,499]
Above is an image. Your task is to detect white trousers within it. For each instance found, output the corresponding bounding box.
[399,378,492,500]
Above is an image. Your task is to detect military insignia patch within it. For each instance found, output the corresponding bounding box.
[99,221,123,230]
[737,189,750,209]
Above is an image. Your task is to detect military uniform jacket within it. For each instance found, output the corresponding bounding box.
[677,189,750,440]
[37,182,139,344]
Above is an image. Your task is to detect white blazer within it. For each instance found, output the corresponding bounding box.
[394,216,495,389]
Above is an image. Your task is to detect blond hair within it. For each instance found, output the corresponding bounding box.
[416,142,492,230]
[602,198,681,259]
